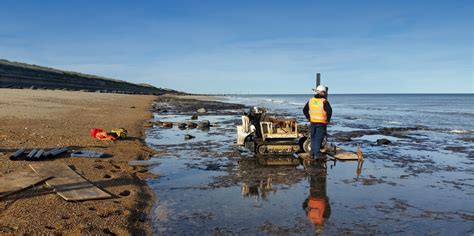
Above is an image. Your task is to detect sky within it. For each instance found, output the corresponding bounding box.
[0,0,473,94]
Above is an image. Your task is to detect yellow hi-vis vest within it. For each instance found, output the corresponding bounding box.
[309,98,328,124]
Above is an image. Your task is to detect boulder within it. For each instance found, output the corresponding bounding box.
[178,123,187,130]
[197,108,206,113]
[376,138,391,145]
[160,122,173,128]
[187,122,198,129]
[184,134,195,140]
[198,120,211,128]
[191,114,198,120]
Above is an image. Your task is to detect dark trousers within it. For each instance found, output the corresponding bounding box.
[310,123,327,156]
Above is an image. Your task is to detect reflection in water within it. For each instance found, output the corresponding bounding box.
[238,155,364,233]
[237,157,306,202]
[303,161,331,232]
[237,157,341,232]
[241,177,274,201]
[356,159,364,179]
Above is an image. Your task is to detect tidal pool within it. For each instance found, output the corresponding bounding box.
[145,114,474,235]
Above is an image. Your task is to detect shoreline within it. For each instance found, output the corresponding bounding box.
[145,95,249,234]
[159,94,227,101]
[2,90,472,234]
[0,89,159,235]
[143,94,474,234]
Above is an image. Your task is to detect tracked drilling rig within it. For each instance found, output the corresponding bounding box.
[237,107,304,156]
[236,73,327,157]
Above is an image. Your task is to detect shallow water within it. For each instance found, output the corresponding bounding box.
[145,95,474,234]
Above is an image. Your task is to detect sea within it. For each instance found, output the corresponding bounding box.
[227,94,474,133]
[145,94,474,235]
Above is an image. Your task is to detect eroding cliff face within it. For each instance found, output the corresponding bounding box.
[0,59,179,95]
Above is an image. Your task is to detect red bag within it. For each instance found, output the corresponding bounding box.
[90,128,103,138]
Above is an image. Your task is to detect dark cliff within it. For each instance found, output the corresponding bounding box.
[0,59,180,95]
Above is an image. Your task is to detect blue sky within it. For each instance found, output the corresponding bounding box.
[1,1,472,94]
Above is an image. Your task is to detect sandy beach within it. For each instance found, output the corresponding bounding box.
[0,89,158,235]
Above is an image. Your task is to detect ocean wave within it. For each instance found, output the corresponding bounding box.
[264,98,286,104]
[449,129,472,134]
[421,111,474,117]
[385,121,402,125]
[265,98,285,103]
[445,112,474,117]
[289,102,305,106]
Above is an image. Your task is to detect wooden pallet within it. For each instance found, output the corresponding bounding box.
[29,163,111,201]
[0,171,51,199]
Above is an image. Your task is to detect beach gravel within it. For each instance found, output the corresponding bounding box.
[0,89,159,235]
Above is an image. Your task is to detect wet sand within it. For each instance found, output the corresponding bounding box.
[0,89,159,235]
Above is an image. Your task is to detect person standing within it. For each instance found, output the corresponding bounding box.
[303,85,332,160]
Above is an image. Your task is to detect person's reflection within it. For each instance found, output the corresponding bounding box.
[303,161,331,229]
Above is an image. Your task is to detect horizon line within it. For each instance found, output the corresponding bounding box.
[202,92,474,96]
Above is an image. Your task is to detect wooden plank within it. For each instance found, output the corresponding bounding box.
[0,171,51,199]
[299,151,358,160]
[29,163,111,201]
[326,144,362,161]
[332,151,359,160]
[298,144,362,161]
